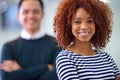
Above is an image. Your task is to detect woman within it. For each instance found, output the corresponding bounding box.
[54,0,120,80]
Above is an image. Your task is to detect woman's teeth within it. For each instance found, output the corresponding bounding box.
[78,32,89,36]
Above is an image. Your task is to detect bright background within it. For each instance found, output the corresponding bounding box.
[0,0,120,79]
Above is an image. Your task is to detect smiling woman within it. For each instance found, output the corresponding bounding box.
[71,8,95,43]
[54,0,120,80]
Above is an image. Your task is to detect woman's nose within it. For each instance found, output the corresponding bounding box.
[81,22,88,29]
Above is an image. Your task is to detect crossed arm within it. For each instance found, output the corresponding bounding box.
[0,60,54,80]
[56,54,120,80]
[0,43,58,80]
[115,75,120,80]
[0,60,53,73]
[0,60,21,72]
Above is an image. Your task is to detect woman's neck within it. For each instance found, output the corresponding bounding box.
[67,41,95,56]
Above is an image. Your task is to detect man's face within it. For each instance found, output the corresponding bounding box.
[17,0,44,33]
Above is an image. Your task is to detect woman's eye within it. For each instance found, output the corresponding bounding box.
[87,19,94,23]
[74,21,81,24]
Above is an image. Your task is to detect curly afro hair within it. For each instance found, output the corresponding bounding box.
[54,0,112,50]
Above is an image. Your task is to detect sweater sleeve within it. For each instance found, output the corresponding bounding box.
[38,46,61,80]
[1,43,48,80]
[1,65,48,80]
[56,54,80,80]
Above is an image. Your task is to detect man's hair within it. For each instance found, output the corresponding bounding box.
[18,0,44,10]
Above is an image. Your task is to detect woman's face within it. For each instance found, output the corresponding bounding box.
[72,8,95,43]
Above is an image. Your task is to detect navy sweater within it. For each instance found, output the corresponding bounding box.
[1,35,61,80]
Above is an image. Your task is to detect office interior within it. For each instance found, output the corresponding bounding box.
[0,1,120,79]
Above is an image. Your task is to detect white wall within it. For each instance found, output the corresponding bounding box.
[105,12,120,68]
[104,1,120,69]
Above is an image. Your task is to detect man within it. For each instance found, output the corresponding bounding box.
[0,0,60,80]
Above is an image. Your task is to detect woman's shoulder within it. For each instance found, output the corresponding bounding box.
[57,50,69,58]
[97,50,112,58]
[56,49,80,62]
[56,50,72,60]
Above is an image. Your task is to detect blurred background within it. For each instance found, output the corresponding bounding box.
[0,0,120,79]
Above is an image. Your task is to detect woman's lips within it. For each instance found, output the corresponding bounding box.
[78,32,90,36]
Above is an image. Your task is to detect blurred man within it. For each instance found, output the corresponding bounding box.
[0,0,60,80]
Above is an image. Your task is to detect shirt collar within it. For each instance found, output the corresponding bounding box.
[21,29,45,40]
